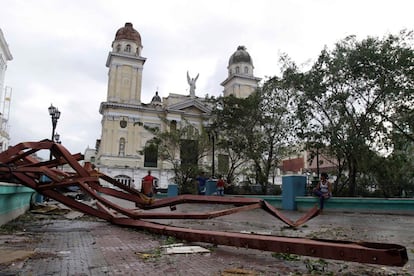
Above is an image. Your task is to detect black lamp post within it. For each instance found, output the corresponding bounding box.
[48,104,61,160]
[207,127,217,179]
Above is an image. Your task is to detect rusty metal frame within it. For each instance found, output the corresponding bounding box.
[0,140,408,266]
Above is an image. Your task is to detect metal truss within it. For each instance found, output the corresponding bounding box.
[0,140,408,266]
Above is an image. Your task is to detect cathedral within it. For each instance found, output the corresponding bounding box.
[92,23,261,189]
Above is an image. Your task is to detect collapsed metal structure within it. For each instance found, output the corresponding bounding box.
[0,141,408,266]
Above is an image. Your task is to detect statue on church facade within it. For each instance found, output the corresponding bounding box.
[187,71,199,97]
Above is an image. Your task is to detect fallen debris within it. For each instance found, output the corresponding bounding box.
[135,252,158,260]
[221,268,259,276]
[0,249,35,265]
[160,243,185,248]
[64,211,84,220]
[164,245,210,255]
[30,204,60,214]
[240,230,271,235]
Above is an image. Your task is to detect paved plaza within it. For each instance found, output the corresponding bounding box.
[0,201,413,275]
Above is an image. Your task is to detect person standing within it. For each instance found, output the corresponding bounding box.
[216,175,225,196]
[196,172,208,195]
[313,172,332,210]
[142,170,155,198]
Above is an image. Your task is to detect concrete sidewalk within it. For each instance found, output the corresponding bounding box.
[0,202,413,275]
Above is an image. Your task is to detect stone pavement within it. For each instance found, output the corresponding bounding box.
[0,202,413,275]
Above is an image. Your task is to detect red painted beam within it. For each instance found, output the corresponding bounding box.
[112,217,408,267]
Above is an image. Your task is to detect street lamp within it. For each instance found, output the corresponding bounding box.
[54,133,61,144]
[48,104,61,160]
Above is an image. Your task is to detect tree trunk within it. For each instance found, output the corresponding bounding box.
[348,158,358,196]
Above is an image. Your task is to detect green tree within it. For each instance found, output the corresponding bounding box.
[142,120,210,194]
[294,31,414,196]
[210,95,257,187]
[363,132,414,197]
[212,75,297,194]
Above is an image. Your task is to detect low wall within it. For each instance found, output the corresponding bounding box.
[296,196,414,214]
[206,194,414,214]
[0,183,35,226]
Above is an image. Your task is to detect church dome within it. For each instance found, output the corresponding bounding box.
[114,23,142,47]
[228,46,252,66]
[151,91,162,105]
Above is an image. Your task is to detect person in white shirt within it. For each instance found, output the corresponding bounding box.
[313,172,332,210]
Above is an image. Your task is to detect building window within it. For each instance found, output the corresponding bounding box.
[170,120,177,131]
[181,124,198,139]
[116,44,121,52]
[144,141,158,167]
[244,66,249,74]
[180,139,198,165]
[119,138,125,156]
[125,44,131,52]
[235,66,240,74]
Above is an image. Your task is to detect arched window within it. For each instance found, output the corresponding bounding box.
[144,140,158,167]
[125,44,131,52]
[235,66,240,74]
[244,66,249,74]
[116,44,121,52]
[170,120,177,131]
[119,138,125,156]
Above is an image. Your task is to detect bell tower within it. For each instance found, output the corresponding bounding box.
[221,46,261,98]
[97,22,148,168]
[106,22,146,104]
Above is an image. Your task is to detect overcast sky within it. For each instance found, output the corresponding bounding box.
[1,0,413,158]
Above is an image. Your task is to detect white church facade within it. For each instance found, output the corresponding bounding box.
[92,23,260,189]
